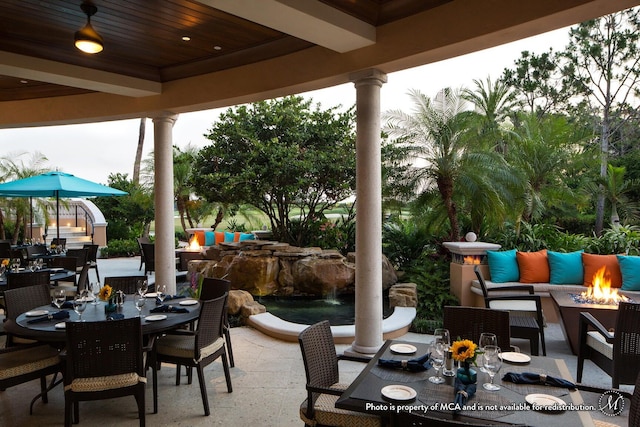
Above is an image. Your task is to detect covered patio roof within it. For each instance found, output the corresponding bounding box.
[0,0,637,127]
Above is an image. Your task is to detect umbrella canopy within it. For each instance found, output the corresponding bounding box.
[0,171,128,242]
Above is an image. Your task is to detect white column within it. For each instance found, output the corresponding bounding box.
[349,69,387,355]
[152,113,178,295]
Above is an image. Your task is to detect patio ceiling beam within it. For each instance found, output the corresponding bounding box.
[198,0,376,53]
[0,51,162,98]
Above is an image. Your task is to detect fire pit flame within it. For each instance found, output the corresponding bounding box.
[580,266,628,305]
[463,255,482,265]
[187,235,201,251]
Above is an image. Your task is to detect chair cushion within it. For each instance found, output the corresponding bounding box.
[582,253,622,288]
[300,393,381,427]
[516,250,549,283]
[617,255,640,291]
[0,345,59,381]
[548,250,584,285]
[487,249,519,283]
[586,331,613,360]
[488,299,537,312]
[64,372,146,393]
[157,334,225,362]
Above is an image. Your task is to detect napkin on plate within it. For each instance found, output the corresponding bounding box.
[162,295,186,301]
[150,304,189,314]
[106,313,125,321]
[453,377,476,413]
[27,310,70,324]
[50,301,74,309]
[501,372,575,389]
[378,352,432,372]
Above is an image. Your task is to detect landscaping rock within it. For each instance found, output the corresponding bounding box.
[228,290,255,315]
[389,283,418,308]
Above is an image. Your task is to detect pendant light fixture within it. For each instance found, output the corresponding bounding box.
[74,2,103,54]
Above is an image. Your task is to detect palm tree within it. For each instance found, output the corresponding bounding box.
[586,164,640,227]
[384,88,519,241]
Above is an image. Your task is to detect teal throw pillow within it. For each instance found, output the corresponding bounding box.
[486,249,519,283]
[224,231,236,242]
[548,250,584,285]
[204,231,215,246]
[617,255,640,291]
[239,233,255,241]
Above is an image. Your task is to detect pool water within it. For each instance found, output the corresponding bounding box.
[258,294,392,326]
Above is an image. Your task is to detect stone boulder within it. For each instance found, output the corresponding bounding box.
[228,290,255,315]
[388,283,418,308]
[291,257,355,296]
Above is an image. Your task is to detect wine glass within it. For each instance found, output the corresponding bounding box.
[53,289,66,311]
[11,257,21,272]
[73,292,87,321]
[137,279,148,296]
[482,345,502,391]
[478,333,497,372]
[428,340,446,384]
[156,283,167,305]
[89,281,100,305]
[433,328,451,348]
[135,294,146,318]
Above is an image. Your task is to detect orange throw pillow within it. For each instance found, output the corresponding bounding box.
[194,230,205,246]
[214,231,225,245]
[582,253,622,288]
[516,249,549,283]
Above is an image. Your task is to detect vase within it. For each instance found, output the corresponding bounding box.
[456,361,477,384]
[104,299,117,314]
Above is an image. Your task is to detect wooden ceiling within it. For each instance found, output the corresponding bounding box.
[0,0,446,101]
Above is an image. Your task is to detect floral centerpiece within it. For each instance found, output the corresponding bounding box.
[190,272,204,299]
[451,339,479,384]
[98,284,118,313]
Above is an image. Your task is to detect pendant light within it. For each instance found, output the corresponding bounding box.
[74,2,103,54]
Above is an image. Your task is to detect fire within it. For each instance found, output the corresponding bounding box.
[463,255,481,265]
[188,235,201,251]
[581,266,628,304]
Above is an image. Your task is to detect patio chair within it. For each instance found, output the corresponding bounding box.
[577,301,640,388]
[64,317,146,426]
[200,277,235,367]
[7,270,51,290]
[4,283,52,347]
[630,370,640,427]
[298,320,380,427]
[49,256,78,290]
[76,263,90,294]
[443,306,513,352]
[50,238,66,251]
[141,243,155,275]
[137,237,151,271]
[0,240,11,259]
[0,342,62,414]
[474,266,546,355]
[151,293,232,416]
[65,248,89,274]
[103,275,147,295]
[26,245,47,260]
[82,244,100,282]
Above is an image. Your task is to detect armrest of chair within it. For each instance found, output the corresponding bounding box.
[306,384,343,396]
[579,311,614,343]
[487,285,535,295]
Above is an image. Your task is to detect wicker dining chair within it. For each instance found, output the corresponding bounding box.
[82,244,100,282]
[577,301,640,388]
[136,237,151,271]
[3,283,52,347]
[64,317,146,427]
[49,256,78,288]
[65,248,89,274]
[200,277,235,367]
[151,293,232,416]
[6,270,51,290]
[298,320,380,427]
[103,275,147,295]
[443,306,512,352]
[141,243,155,276]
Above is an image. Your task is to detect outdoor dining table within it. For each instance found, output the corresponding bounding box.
[3,295,200,343]
[336,340,598,426]
[0,268,76,291]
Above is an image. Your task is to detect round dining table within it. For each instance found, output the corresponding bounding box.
[4,296,200,343]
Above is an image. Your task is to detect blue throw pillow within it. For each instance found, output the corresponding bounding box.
[239,233,255,241]
[548,250,584,285]
[617,255,640,291]
[204,231,215,246]
[486,249,519,283]
[224,231,236,242]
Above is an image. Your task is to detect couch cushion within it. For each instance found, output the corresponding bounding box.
[487,249,519,283]
[582,253,622,288]
[516,249,549,283]
[204,231,215,246]
[194,230,205,246]
[548,250,584,285]
[617,255,640,291]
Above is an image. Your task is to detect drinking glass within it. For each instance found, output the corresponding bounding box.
[157,283,167,304]
[433,328,451,347]
[137,279,148,296]
[53,289,66,311]
[73,292,87,321]
[89,281,100,305]
[478,333,497,372]
[428,340,446,384]
[135,294,146,318]
[482,345,502,391]
[11,257,21,272]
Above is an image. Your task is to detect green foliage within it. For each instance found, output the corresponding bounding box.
[585,225,640,255]
[192,95,356,246]
[487,222,590,252]
[100,239,140,258]
[302,206,356,256]
[382,218,434,271]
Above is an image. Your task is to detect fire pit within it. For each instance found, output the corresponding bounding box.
[571,266,631,305]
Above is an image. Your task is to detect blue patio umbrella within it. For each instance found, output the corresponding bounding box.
[0,171,127,242]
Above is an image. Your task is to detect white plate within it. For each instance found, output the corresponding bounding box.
[144,292,158,298]
[25,310,49,317]
[381,385,417,401]
[525,394,565,411]
[179,299,198,306]
[390,344,417,354]
[145,314,167,322]
[501,352,531,363]
[49,267,63,272]
[55,322,66,329]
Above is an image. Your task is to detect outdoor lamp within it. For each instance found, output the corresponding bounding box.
[75,2,103,54]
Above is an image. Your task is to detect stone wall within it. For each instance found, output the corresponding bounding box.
[187,240,397,297]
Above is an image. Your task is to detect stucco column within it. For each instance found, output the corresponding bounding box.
[152,113,178,295]
[349,69,387,354]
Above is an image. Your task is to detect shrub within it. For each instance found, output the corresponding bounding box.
[101,239,139,258]
[382,218,435,271]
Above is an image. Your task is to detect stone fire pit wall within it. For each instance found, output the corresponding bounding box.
[186,240,398,297]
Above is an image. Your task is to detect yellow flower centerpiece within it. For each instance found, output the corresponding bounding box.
[1,258,9,267]
[451,338,479,384]
[98,284,113,301]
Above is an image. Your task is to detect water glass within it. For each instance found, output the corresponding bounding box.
[73,292,87,321]
[53,289,66,310]
[89,281,100,305]
[478,332,497,372]
[482,345,502,391]
[156,284,167,304]
[428,340,446,384]
[137,279,148,296]
[135,294,146,317]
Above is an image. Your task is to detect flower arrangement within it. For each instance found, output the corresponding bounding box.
[98,284,113,301]
[1,259,8,267]
[451,339,479,365]
[190,272,204,299]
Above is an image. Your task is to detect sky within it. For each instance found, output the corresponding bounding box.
[0,26,572,185]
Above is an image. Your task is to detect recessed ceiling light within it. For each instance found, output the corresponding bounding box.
[214,45,222,51]
[182,36,191,42]
[20,80,28,84]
